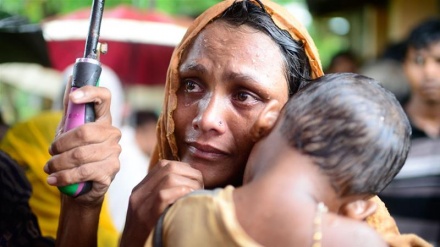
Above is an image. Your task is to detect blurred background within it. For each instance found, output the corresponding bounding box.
[0,0,438,124]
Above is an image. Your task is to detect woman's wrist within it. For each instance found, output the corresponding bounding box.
[56,195,103,247]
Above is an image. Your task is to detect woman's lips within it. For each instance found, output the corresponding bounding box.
[187,142,228,160]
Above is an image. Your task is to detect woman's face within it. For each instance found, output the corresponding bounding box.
[174,20,288,188]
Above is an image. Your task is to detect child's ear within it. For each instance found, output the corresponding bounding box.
[251,100,281,142]
[340,199,378,221]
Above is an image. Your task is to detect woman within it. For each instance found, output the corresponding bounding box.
[46,0,402,246]
[121,1,322,245]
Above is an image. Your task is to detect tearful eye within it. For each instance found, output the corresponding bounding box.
[237,92,249,101]
[183,80,201,93]
[233,91,259,105]
[185,81,195,91]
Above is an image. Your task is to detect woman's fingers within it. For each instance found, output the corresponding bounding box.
[49,122,121,156]
[46,146,120,203]
[120,160,203,247]
[130,167,203,212]
[45,135,121,174]
[45,123,121,186]
[67,85,112,124]
[135,160,203,191]
[129,162,204,221]
[52,84,114,152]
[47,154,120,187]
[154,185,198,212]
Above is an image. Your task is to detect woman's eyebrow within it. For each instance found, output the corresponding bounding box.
[180,63,261,86]
[225,71,257,84]
[180,63,207,75]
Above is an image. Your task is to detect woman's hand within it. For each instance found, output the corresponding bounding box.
[120,160,203,247]
[44,84,121,247]
[45,85,121,203]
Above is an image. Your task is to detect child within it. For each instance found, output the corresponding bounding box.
[145,73,428,247]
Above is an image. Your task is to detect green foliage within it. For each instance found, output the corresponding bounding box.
[0,0,298,23]
[155,0,296,17]
[307,20,350,70]
[0,0,134,22]
[155,0,221,17]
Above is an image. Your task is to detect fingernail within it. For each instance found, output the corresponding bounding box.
[72,90,84,99]
[47,176,57,185]
[43,164,49,174]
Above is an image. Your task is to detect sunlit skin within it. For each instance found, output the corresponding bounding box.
[404,41,440,105]
[173,20,289,189]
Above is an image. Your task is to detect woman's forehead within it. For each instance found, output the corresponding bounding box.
[181,21,285,71]
[197,21,272,49]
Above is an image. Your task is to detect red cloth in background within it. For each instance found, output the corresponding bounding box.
[47,40,174,85]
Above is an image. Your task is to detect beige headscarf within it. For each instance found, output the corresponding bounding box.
[148,0,429,245]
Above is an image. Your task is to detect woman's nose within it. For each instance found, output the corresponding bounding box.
[192,95,227,134]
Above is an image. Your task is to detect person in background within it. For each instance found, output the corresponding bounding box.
[361,41,411,104]
[379,17,440,246]
[325,50,360,74]
[134,110,159,157]
[0,150,55,247]
[145,73,432,247]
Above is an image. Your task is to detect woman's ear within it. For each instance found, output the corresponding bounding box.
[340,199,378,221]
[251,100,281,142]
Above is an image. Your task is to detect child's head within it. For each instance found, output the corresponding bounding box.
[278,73,411,198]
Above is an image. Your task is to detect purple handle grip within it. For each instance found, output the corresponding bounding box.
[59,87,92,197]
[64,88,86,131]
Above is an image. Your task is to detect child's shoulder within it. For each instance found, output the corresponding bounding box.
[323,213,387,247]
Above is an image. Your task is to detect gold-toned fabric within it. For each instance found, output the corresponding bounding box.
[0,111,119,247]
[368,196,433,247]
[144,186,263,247]
[385,234,434,247]
[147,0,422,245]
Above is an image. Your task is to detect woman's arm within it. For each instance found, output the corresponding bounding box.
[45,85,121,247]
[56,196,102,247]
